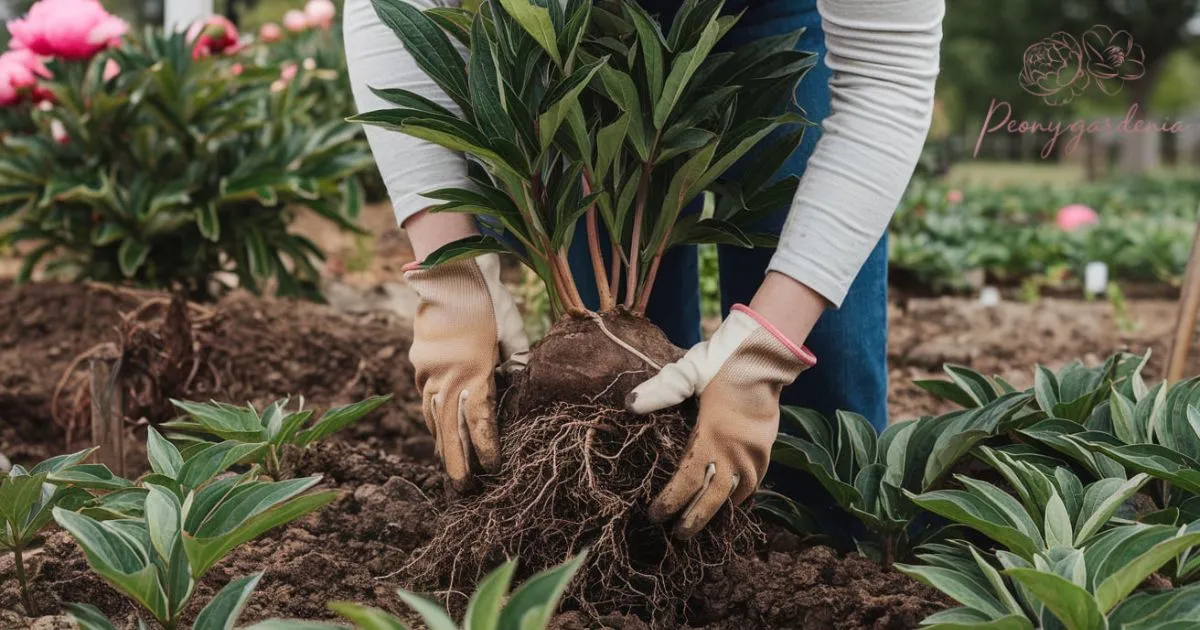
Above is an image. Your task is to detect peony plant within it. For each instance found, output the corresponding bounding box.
[0,3,371,299]
[156,395,392,480]
[1,448,129,615]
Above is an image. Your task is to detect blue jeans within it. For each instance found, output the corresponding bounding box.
[566,0,890,433]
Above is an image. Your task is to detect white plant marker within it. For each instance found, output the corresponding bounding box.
[979,286,1001,307]
[1085,261,1109,297]
[165,0,214,31]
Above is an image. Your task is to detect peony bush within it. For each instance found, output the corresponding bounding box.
[0,0,372,299]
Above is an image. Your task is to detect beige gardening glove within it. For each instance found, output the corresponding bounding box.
[404,253,530,490]
[626,305,816,539]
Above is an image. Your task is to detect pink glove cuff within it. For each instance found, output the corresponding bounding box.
[732,304,818,367]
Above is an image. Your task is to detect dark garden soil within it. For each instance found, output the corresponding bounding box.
[0,281,1191,629]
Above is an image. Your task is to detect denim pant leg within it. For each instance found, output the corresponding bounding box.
[715,0,891,433]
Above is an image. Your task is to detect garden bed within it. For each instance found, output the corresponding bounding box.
[0,281,1188,628]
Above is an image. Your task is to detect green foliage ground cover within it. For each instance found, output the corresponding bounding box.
[891,177,1199,294]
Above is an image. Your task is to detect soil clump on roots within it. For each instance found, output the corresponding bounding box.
[409,311,760,621]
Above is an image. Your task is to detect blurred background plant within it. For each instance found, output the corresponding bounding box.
[0,0,373,300]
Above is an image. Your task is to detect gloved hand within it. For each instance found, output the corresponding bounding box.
[626,304,816,539]
[404,253,530,490]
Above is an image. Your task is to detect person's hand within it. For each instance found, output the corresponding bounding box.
[404,253,529,490]
[625,304,816,539]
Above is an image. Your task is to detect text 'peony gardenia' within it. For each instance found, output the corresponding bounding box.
[7,0,127,61]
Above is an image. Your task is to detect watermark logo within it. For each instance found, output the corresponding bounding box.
[973,25,1184,159]
[1019,26,1145,106]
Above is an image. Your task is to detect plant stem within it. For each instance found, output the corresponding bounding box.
[633,237,669,315]
[883,534,895,571]
[582,173,614,312]
[624,134,661,308]
[608,238,622,304]
[13,542,35,616]
[555,250,588,315]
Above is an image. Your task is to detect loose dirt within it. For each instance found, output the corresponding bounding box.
[1,282,1190,629]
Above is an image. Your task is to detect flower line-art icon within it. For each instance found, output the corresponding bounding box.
[1083,25,1146,95]
[1019,25,1146,106]
[1019,32,1090,106]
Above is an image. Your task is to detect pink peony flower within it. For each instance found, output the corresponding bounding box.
[259,22,283,44]
[946,189,964,204]
[305,0,337,29]
[270,79,287,93]
[7,0,128,61]
[187,15,241,59]
[1056,204,1099,232]
[283,10,309,33]
[280,62,298,81]
[102,58,120,81]
[0,49,51,106]
[230,62,245,76]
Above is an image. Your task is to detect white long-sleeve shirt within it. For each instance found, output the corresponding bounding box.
[344,0,943,307]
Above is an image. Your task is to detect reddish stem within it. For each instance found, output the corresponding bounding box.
[582,173,614,311]
[608,239,622,304]
[634,236,670,315]
[624,133,661,308]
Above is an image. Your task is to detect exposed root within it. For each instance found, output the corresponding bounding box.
[406,400,761,622]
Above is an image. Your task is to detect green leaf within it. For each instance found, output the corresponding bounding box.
[244,622,347,630]
[183,483,337,578]
[419,235,513,268]
[328,602,408,629]
[144,484,182,562]
[1034,365,1060,412]
[47,465,132,491]
[177,442,268,490]
[497,552,587,630]
[396,591,457,630]
[594,113,629,182]
[1044,491,1074,550]
[194,572,264,630]
[1074,474,1150,545]
[920,613,1034,630]
[468,14,513,142]
[295,396,392,448]
[1111,388,1141,444]
[498,0,562,67]
[371,0,470,109]
[1094,532,1200,613]
[147,427,184,479]
[915,379,981,409]
[654,18,723,128]
[53,508,169,623]
[771,434,860,508]
[466,560,517,630]
[1005,568,1106,630]
[197,202,220,242]
[538,58,607,150]
[65,603,120,630]
[909,484,1043,560]
[894,563,1008,618]
[118,239,150,278]
[170,400,265,442]
[624,2,665,106]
